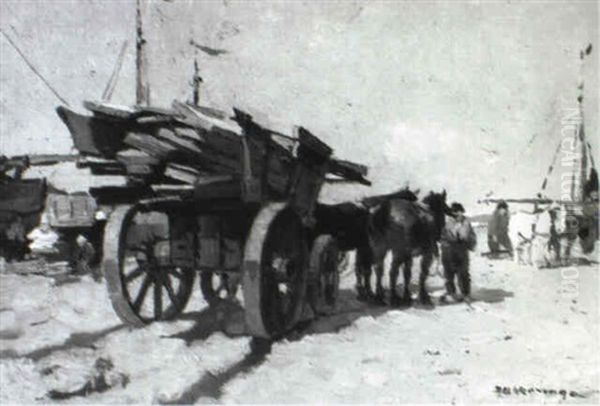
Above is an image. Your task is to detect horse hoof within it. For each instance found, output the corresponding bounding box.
[370,295,387,306]
[395,295,412,307]
[419,295,433,306]
[390,296,402,307]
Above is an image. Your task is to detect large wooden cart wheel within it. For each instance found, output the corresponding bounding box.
[308,235,341,315]
[102,205,195,327]
[242,203,309,338]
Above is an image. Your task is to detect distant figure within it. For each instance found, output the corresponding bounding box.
[73,234,98,279]
[27,214,59,256]
[583,167,598,201]
[441,203,477,303]
[531,206,564,268]
[510,206,565,268]
[580,168,599,254]
[4,215,27,262]
[547,205,567,265]
[509,210,536,265]
[487,201,513,255]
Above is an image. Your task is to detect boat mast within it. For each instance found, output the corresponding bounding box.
[192,58,202,106]
[135,0,149,106]
[571,44,592,202]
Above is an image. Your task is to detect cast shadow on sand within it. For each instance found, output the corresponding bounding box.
[162,336,271,404]
[0,324,125,361]
[162,287,408,403]
[163,280,515,403]
[471,287,514,304]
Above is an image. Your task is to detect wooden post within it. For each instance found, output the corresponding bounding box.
[569,44,592,203]
[192,58,202,106]
[478,198,586,206]
[135,0,149,106]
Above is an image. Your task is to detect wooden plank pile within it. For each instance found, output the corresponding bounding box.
[58,99,370,198]
[60,101,255,184]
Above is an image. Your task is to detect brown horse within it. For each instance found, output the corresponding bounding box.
[365,190,449,306]
[313,188,421,301]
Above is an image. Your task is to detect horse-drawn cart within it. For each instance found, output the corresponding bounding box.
[57,100,369,338]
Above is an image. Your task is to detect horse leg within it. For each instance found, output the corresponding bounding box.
[359,262,375,301]
[389,254,402,306]
[563,236,574,266]
[418,251,434,306]
[373,261,386,305]
[457,250,471,300]
[400,256,413,306]
[355,252,366,300]
[363,264,374,298]
[355,270,365,301]
[356,247,374,300]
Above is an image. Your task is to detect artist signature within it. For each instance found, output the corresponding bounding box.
[495,385,587,400]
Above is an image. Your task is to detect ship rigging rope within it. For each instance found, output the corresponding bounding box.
[538,139,563,195]
[586,141,596,169]
[0,28,71,107]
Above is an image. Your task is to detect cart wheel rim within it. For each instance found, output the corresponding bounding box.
[243,203,308,338]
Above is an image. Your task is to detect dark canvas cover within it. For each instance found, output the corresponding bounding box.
[0,179,46,215]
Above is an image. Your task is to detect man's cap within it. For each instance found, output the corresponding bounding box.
[451,202,465,213]
[496,200,508,210]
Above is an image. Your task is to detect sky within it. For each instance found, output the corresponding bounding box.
[0,0,598,213]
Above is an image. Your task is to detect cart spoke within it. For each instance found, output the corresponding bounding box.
[168,268,184,279]
[132,274,152,312]
[163,273,181,309]
[124,266,146,283]
[154,282,163,319]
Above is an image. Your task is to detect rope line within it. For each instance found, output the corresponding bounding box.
[538,140,562,195]
[0,28,70,107]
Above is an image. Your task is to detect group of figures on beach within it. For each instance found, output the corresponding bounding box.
[315,187,476,307]
[316,172,598,308]
[487,169,599,269]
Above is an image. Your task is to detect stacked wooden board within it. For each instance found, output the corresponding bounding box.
[57,100,370,201]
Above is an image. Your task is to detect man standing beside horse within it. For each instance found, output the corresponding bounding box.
[441,203,477,303]
[487,201,513,256]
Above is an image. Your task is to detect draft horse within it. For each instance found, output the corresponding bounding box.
[313,188,422,301]
[365,190,449,306]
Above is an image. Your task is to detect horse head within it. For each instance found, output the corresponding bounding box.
[422,189,449,240]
